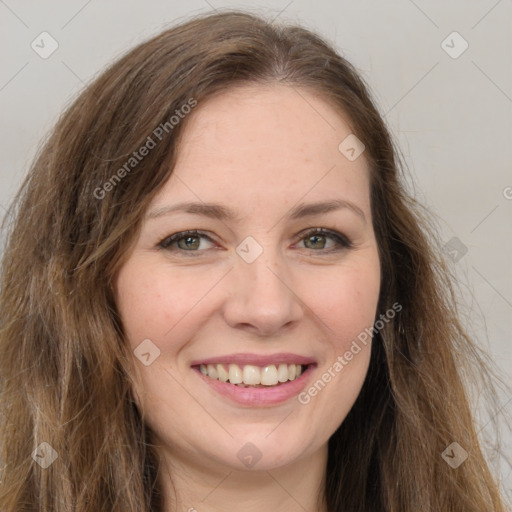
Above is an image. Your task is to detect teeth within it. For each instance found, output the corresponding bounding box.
[261,364,278,385]
[277,363,288,382]
[228,364,243,384]
[207,364,218,379]
[200,362,306,386]
[243,365,261,385]
[217,364,229,382]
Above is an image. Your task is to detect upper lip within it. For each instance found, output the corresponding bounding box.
[190,352,316,367]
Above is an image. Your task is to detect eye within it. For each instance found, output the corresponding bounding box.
[158,227,352,256]
[295,227,353,252]
[159,230,215,254]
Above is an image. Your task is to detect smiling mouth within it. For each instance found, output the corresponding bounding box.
[192,363,310,388]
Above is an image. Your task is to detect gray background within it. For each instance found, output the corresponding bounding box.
[1,0,511,499]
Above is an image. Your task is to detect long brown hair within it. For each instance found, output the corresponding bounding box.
[0,10,508,511]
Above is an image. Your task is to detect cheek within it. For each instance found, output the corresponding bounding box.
[297,270,377,434]
[114,260,196,410]
[115,258,212,349]
[303,258,379,407]
[313,260,381,348]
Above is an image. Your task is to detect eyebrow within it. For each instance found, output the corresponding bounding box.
[147,199,366,223]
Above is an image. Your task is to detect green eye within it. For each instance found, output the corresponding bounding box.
[159,227,352,256]
[159,230,213,252]
[299,228,352,251]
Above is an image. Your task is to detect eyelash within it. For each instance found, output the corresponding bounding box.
[158,228,353,256]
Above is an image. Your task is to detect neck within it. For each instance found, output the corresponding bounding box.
[157,443,328,512]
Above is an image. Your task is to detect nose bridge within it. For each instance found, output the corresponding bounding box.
[223,234,303,334]
[237,234,287,298]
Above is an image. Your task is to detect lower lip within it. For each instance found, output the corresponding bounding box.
[192,365,316,407]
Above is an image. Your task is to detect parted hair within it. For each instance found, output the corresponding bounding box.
[0,10,507,511]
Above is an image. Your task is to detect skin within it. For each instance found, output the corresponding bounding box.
[114,84,381,512]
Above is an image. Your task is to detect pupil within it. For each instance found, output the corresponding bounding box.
[181,236,199,249]
[308,235,324,249]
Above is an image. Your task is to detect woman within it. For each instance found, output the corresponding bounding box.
[0,10,508,511]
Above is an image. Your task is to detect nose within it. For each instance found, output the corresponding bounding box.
[222,241,304,337]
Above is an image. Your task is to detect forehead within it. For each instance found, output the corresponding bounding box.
[152,84,371,219]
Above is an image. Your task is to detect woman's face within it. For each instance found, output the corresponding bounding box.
[114,84,381,472]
